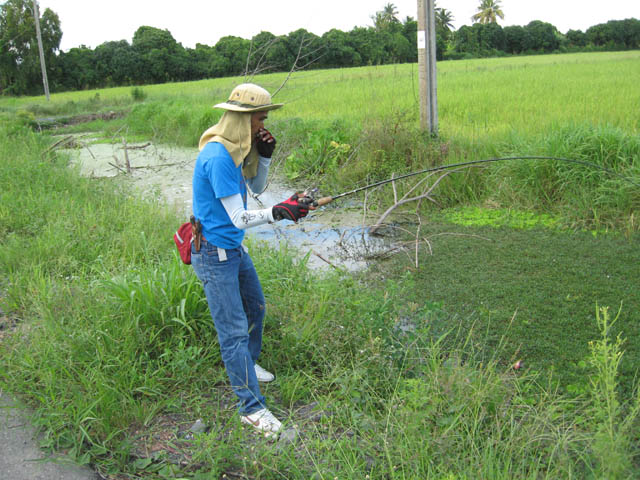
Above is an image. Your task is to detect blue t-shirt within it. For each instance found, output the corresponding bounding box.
[192,142,247,249]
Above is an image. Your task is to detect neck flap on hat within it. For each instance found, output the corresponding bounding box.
[198,111,260,178]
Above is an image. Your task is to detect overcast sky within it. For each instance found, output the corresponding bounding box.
[36,0,639,52]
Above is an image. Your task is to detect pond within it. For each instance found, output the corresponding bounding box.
[64,138,397,271]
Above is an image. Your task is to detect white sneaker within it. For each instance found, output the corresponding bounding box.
[240,408,282,437]
[255,363,275,382]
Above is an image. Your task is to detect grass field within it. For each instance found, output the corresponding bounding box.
[1,51,640,478]
[4,51,640,138]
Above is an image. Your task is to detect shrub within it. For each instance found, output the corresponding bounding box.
[130,86,147,102]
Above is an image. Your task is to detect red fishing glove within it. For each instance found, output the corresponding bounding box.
[256,128,276,158]
[272,193,309,222]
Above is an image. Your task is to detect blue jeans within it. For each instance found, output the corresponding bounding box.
[191,239,266,415]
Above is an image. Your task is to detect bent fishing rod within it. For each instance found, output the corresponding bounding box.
[302,155,640,207]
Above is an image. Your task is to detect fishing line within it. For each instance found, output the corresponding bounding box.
[309,155,639,206]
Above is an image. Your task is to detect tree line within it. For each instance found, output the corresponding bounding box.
[1,0,639,96]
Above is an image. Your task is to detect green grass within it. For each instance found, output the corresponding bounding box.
[1,52,640,478]
[372,218,640,393]
[3,51,639,138]
[7,51,637,230]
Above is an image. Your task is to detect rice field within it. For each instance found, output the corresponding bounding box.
[5,51,640,144]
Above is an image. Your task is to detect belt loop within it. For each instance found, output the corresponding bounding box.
[217,247,227,262]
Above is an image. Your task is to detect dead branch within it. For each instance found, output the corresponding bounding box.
[272,34,326,98]
[370,192,439,235]
[44,135,75,154]
[391,173,398,204]
[370,166,475,235]
[108,161,127,174]
[245,36,281,82]
[313,251,343,271]
[244,38,254,81]
[362,189,369,227]
[110,125,127,142]
[120,142,151,150]
[122,137,131,174]
[128,161,190,170]
[81,141,96,160]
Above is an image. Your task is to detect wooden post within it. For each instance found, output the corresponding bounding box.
[32,0,50,101]
[417,0,438,134]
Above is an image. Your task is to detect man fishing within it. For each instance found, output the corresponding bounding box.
[191,83,311,437]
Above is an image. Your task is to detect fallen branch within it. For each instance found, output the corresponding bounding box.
[370,166,476,235]
[128,161,191,170]
[120,142,151,150]
[108,161,127,174]
[313,251,343,271]
[122,137,131,174]
[44,135,75,154]
[370,192,439,234]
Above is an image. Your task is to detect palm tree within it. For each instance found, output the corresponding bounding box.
[436,8,455,32]
[382,3,399,23]
[371,3,400,31]
[471,0,504,24]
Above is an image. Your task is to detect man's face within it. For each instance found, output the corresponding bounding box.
[251,111,268,141]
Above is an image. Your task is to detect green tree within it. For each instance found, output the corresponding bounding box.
[215,35,250,76]
[187,43,215,78]
[436,7,455,33]
[503,25,533,53]
[401,16,418,61]
[94,40,139,86]
[587,19,640,49]
[321,28,361,67]
[452,22,505,57]
[372,3,401,33]
[0,0,61,95]
[435,7,455,55]
[348,26,386,65]
[132,26,187,83]
[56,46,97,90]
[525,20,560,52]
[471,0,504,25]
[565,29,587,48]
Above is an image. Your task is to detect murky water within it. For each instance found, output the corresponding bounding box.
[64,139,395,271]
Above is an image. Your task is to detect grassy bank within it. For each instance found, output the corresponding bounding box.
[2,103,640,478]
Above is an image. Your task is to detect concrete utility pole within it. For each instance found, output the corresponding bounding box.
[32,0,50,100]
[417,0,437,134]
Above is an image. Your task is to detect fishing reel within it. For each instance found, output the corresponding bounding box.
[297,188,319,208]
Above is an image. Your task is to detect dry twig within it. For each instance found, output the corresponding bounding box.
[122,137,131,174]
[272,33,326,98]
[313,251,343,271]
[370,166,475,234]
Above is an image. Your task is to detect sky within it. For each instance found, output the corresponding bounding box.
[35,0,639,52]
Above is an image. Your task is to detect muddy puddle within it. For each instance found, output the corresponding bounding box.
[64,138,397,271]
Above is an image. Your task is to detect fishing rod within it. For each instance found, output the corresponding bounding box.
[302,155,640,207]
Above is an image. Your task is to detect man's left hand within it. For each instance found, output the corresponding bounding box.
[256,128,276,158]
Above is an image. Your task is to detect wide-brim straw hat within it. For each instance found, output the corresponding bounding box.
[214,83,283,112]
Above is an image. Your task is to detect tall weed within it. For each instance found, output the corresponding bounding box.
[493,124,639,229]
